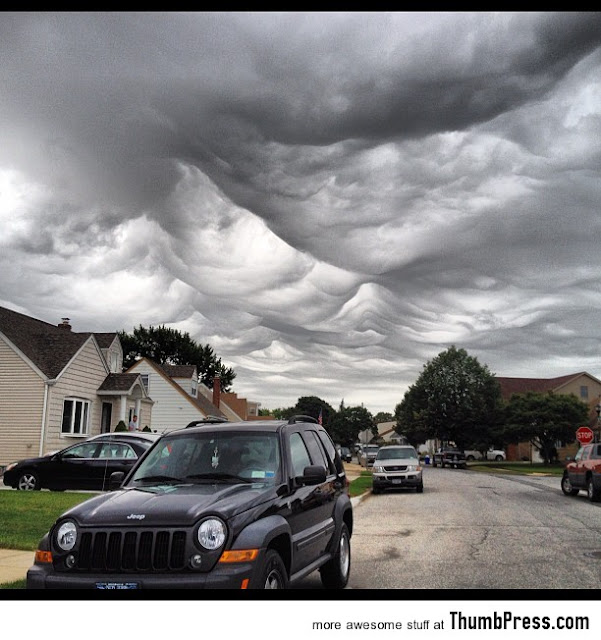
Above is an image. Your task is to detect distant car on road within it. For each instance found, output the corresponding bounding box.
[561,442,601,502]
[2,436,152,491]
[372,445,423,494]
[465,448,506,462]
[359,444,380,467]
[432,447,467,469]
[336,446,352,463]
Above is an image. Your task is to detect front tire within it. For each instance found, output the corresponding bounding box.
[495,455,504,461]
[561,473,579,496]
[320,523,351,589]
[257,549,288,589]
[416,483,424,493]
[17,471,40,491]
[587,476,600,503]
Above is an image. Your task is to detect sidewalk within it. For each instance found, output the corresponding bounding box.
[0,549,33,585]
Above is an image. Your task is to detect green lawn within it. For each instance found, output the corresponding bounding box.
[0,491,96,551]
[349,471,373,497]
[466,461,564,476]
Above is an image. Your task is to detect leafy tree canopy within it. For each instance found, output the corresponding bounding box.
[503,391,589,464]
[395,346,503,448]
[329,402,375,446]
[119,324,235,391]
[373,411,394,424]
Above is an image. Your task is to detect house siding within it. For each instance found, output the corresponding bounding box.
[128,361,204,432]
[0,338,45,466]
[44,339,109,455]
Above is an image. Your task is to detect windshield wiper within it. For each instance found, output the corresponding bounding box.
[134,475,182,483]
[185,473,253,483]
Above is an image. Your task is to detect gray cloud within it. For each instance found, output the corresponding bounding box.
[1,12,601,413]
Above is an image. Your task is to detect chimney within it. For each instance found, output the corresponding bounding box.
[58,317,72,331]
[212,373,221,409]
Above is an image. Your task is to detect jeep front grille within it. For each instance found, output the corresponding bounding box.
[383,465,408,472]
[76,529,187,572]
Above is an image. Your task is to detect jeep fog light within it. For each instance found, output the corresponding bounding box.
[197,518,226,550]
[190,554,203,569]
[56,521,77,551]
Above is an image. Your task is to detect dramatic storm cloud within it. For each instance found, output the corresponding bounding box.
[2,11,601,412]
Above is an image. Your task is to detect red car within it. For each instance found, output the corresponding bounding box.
[561,442,601,502]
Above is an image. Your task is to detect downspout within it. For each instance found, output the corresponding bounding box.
[39,379,56,457]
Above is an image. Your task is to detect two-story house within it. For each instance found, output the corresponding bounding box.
[0,305,152,468]
[497,372,601,461]
[125,358,228,431]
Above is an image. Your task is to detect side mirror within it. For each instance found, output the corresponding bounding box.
[109,471,126,490]
[299,465,327,486]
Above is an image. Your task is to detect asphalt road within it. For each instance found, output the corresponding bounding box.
[295,466,601,590]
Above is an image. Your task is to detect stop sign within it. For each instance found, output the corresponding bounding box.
[576,426,594,445]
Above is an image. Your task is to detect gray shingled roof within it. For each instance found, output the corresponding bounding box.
[97,373,141,393]
[161,364,196,378]
[0,305,94,379]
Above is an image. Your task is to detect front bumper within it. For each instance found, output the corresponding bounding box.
[372,472,422,489]
[27,558,260,590]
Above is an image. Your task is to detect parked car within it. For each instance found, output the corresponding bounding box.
[26,415,353,590]
[2,435,152,492]
[372,445,423,494]
[561,442,601,502]
[336,445,352,463]
[359,444,380,467]
[465,449,506,462]
[432,447,467,469]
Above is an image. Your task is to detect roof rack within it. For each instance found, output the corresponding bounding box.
[287,415,318,424]
[185,416,229,428]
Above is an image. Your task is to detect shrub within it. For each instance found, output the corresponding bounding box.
[114,420,128,432]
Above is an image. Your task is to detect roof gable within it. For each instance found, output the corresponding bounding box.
[127,358,225,418]
[496,372,592,401]
[0,305,91,379]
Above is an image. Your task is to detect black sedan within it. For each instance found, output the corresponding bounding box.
[2,436,152,491]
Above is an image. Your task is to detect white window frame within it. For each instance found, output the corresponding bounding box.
[140,374,149,393]
[61,397,91,437]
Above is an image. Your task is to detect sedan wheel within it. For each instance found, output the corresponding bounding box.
[561,474,578,496]
[587,477,600,503]
[17,471,40,491]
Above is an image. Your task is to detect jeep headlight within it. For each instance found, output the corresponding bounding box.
[197,518,226,550]
[56,521,77,551]
[406,465,421,472]
[373,465,384,473]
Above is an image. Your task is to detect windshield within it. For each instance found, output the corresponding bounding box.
[376,447,418,461]
[128,431,281,486]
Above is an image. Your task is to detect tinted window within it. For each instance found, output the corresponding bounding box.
[317,429,343,474]
[303,431,328,470]
[62,442,99,459]
[290,432,312,476]
[98,442,137,460]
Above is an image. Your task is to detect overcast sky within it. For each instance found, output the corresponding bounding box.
[2,12,601,414]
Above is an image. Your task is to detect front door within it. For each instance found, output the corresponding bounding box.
[101,402,112,434]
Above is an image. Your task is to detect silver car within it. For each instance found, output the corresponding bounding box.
[372,445,423,494]
[359,444,380,467]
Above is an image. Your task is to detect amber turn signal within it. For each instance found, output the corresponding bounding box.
[35,550,53,564]
[219,549,259,563]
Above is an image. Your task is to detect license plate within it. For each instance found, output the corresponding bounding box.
[95,582,139,589]
[392,478,404,484]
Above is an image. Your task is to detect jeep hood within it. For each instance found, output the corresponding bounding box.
[63,483,279,527]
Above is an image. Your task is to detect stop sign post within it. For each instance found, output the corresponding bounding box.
[576,426,594,445]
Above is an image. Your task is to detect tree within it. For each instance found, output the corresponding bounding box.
[503,391,589,464]
[395,346,503,448]
[329,402,375,446]
[118,324,236,391]
[373,411,393,424]
[289,396,336,426]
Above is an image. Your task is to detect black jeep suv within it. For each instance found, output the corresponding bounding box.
[27,416,352,590]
